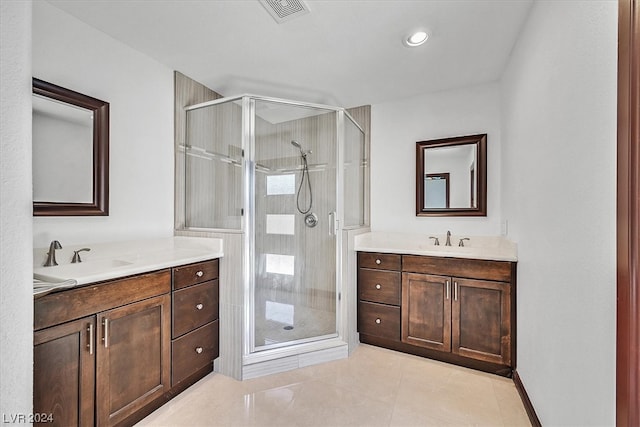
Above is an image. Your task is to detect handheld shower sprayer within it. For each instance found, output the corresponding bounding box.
[291,140,311,158]
[291,140,313,214]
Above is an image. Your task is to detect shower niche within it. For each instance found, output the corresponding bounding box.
[179,95,366,377]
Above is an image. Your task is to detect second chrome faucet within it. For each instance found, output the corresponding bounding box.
[428,231,470,247]
[43,240,92,266]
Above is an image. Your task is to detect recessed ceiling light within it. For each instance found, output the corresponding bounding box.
[404,31,429,47]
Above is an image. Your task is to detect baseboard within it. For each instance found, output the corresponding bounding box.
[513,370,542,427]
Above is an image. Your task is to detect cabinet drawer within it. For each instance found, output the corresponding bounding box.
[358,269,400,305]
[34,270,171,331]
[402,255,513,282]
[358,301,400,341]
[172,320,219,385]
[358,252,401,271]
[173,280,219,338]
[173,259,219,290]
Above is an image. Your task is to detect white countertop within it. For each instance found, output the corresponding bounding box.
[33,236,223,288]
[354,232,517,262]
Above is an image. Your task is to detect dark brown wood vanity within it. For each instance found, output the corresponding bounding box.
[33,259,219,427]
[358,251,516,377]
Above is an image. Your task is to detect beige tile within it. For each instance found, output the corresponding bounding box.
[137,344,530,427]
[491,379,532,426]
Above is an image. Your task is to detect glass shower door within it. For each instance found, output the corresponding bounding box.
[250,99,338,352]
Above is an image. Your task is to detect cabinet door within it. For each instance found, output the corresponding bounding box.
[401,273,451,352]
[96,294,171,427]
[34,316,95,427]
[451,278,511,365]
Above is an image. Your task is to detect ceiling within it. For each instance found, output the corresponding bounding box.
[46,0,533,108]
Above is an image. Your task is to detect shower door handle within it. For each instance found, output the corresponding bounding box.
[329,212,339,236]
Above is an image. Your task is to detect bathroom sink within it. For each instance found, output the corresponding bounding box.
[34,259,134,283]
[355,232,518,262]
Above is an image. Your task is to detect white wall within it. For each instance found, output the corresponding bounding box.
[32,1,175,249]
[500,1,617,425]
[0,0,34,419]
[370,83,501,236]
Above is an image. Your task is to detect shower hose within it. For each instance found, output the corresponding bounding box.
[296,153,312,214]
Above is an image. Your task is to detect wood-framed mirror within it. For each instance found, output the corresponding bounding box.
[32,78,109,216]
[416,133,486,217]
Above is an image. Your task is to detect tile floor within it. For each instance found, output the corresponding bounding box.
[137,344,531,427]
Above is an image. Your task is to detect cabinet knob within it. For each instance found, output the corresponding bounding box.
[195,347,203,354]
[196,270,204,277]
[375,284,381,290]
[196,303,204,310]
[375,318,381,324]
[375,259,381,265]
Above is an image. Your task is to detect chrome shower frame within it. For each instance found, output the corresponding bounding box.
[184,94,365,370]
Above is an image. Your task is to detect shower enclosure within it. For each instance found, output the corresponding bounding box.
[180,95,366,377]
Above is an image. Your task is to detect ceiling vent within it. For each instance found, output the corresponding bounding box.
[260,0,310,24]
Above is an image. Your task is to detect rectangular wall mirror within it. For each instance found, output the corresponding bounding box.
[33,78,109,216]
[416,133,486,216]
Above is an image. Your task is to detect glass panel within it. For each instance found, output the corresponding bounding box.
[253,100,338,351]
[185,100,243,229]
[343,115,366,227]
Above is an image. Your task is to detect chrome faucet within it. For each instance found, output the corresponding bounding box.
[459,238,470,247]
[44,240,62,267]
[71,248,91,263]
[445,230,452,247]
[429,236,440,246]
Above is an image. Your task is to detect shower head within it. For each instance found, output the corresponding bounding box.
[291,140,311,158]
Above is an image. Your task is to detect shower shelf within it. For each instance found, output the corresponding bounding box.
[255,163,331,174]
[181,144,242,166]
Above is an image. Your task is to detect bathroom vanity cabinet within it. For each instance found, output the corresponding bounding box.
[357,252,516,376]
[33,259,219,427]
[171,259,219,386]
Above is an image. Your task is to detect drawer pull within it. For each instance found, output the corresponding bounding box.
[196,303,204,310]
[375,318,381,324]
[102,318,109,348]
[375,259,381,265]
[375,284,381,290]
[196,270,204,278]
[195,346,203,354]
[87,323,94,355]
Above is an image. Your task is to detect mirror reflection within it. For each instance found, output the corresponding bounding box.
[33,94,94,203]
[416,134,486,217]
[423,144,476,209]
